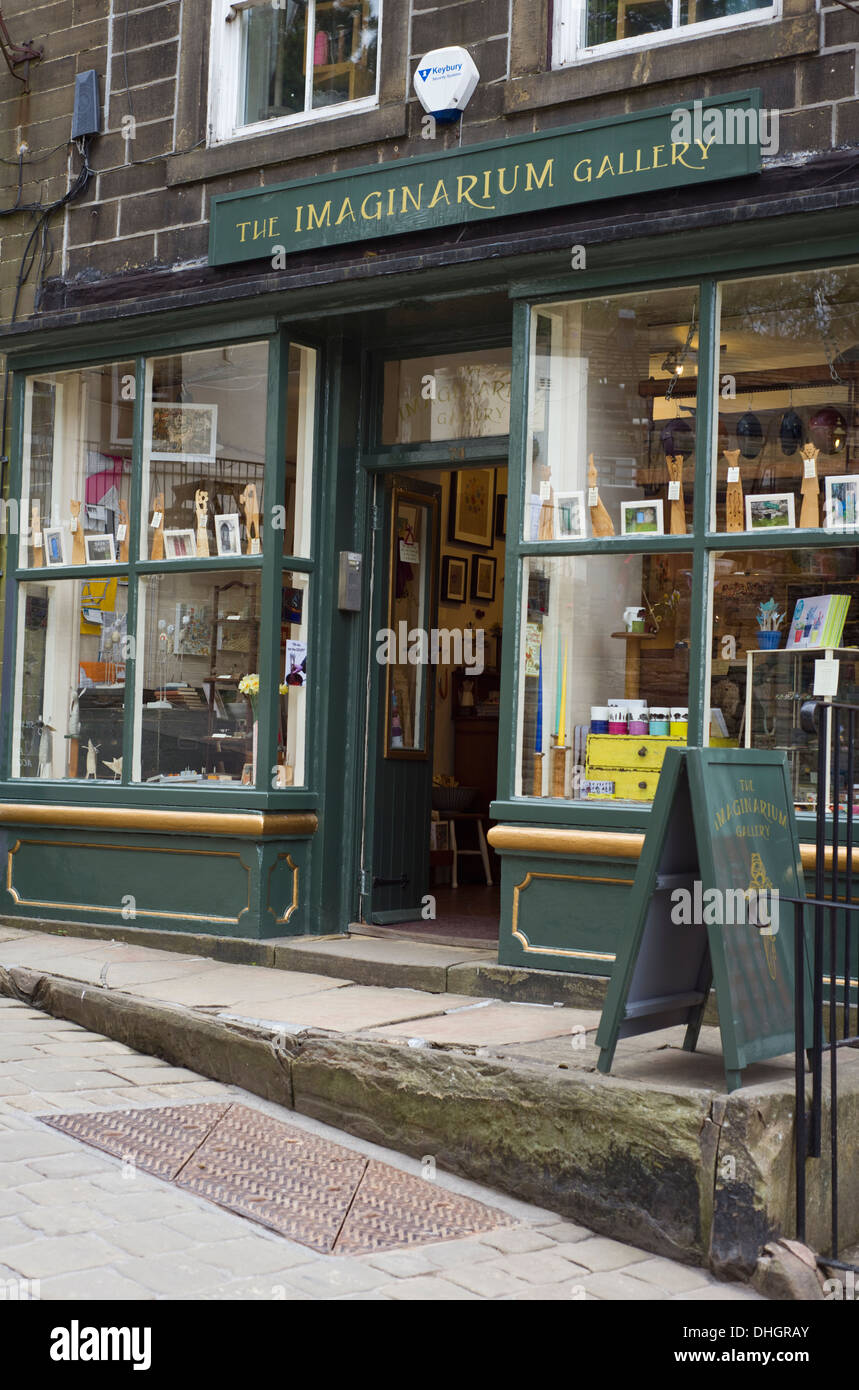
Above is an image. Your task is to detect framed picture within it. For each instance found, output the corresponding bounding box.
[215,513,242,557]
[149,402,217,463]
[163,528,196,560]
[745,492,796,531]
[449,468,495,548]
[495,493,507,540]
[84,534,117,564]
[43,526,66,567]
[441,554,468,604]
[555,490,587,539]
[471,553,497,602]
[620,499,664,536]
[824,475,859,531]
[430,820,450,852]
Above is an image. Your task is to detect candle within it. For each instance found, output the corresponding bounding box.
[536,645,543,754]
[555,636,562,741]
[558,640,567,742]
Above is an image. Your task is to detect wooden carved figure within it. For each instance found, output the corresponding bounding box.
[85,739,100,779]
[195,488,210,557]
[587,454,615,537]
[799,444,820,529]
[70,500,86,565]
[117,498,130,562]
[102,755,123,780]
[666,454,687,535]
[724,449,744,533]
[31,501,43,567]
[150,492,165,560]
[239,483,260,554]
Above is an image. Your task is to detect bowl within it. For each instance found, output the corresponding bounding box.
[431,785,477,812]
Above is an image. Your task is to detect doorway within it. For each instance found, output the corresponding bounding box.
[359,463,507,945]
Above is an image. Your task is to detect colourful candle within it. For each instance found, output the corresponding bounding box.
[555,636,562,740]
[558,640,567,741]
[536,645,543,753]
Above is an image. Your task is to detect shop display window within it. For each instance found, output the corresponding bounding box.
[516,552,694,802]
[12,578,128,780]
[20,362,134,568]
[709,547,859,811]
[714,268,859,536]
[525,288,699,542]
[141,342,269,562]
[239,0,379,126]
[14,337,314,792]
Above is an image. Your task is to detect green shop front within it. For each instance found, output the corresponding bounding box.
[2,92,859,971]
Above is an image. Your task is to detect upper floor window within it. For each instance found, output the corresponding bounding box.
[211,0,381,143]
[553,0,777,64]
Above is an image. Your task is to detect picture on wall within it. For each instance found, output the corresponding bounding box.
[470,553,497,602]
[495,493,507,540]
[441,555,468,603]
[746,493,796,531]
[555,490,587,539]
[149,402,217,463]
[824,475,859,531]
[448,468,496,548]
[620,499,664,536]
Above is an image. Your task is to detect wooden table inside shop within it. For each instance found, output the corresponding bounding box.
[611,631,658,700]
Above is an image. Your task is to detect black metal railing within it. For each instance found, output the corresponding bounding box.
[787,698,859,1269]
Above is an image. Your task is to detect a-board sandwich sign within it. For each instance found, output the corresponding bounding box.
[596,747,812,1092]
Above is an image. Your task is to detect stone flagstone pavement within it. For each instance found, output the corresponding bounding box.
[0,997,764,1301]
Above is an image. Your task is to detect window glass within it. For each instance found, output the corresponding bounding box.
[141,342,268,562]
[133,569,262,785]
[283,343,316,558]
[526,289,698,540]
[241,0,379,126]
[709,546,859,811]
[280,572,309,785]
[12,578,128,780]
[714,268,859,534]
[382,348,512,446]
[584,0,768,49]
[516,552,694,802]
[20,363,134,568]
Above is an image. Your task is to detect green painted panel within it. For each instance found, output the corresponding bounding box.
[209,92,761,266]
[497,851,634,976]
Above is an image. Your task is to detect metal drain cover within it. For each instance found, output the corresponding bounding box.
[42,1102,514,1254]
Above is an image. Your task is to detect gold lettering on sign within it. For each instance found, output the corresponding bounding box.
[652,145,667,168]
[429,178,451,209]
[402,184,423,213]
[525,159,554,191]
[336,198,356,225]
[457,173,494,210]
[635,148,652,173]
[361,191,383,221]
[573,158,592,182]
[295,207,303,232]
[236,221,251,242]
[596,155,615,179]
[498,166,519,195]
[308,201,332,229]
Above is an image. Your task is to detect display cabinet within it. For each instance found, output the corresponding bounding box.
[744,646,859,808]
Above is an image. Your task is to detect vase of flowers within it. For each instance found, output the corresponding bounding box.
[239,674,289,784]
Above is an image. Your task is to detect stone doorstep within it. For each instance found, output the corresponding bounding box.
[1,915,721,1018]
[2,964,836,1287]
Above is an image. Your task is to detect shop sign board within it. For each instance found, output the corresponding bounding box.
[209,91,761,267]
[596,747,811,1092]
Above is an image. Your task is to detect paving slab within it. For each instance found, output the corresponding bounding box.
[127,969,352,1008]
[366,1001,593,1046]
[227,985,477,1032]
[274,935,494,992]
[2,1232,120,1278]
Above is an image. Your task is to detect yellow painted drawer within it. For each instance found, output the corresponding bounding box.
[584,769,662,801]
[585,733,684,772]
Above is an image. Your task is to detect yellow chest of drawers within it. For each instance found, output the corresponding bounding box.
[585,734,684,801]
[584,733,738,800]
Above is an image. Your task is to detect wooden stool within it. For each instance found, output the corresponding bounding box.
[448,812,493,888]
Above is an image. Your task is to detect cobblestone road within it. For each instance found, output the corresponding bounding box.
[0,999,763,1301]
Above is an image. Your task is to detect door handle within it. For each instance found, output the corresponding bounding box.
[373,874,410,888]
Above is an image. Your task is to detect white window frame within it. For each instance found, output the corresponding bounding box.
[552,0,780,67]
[209,0,382,146]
